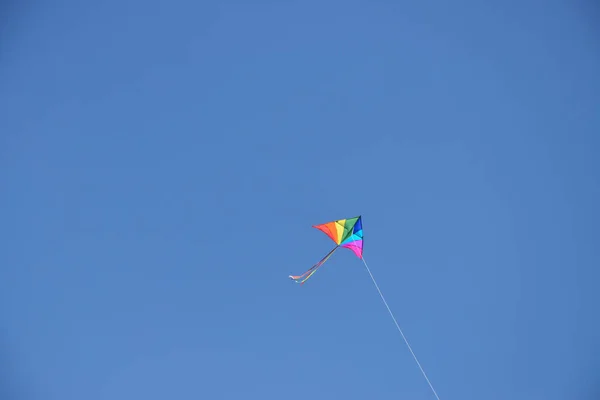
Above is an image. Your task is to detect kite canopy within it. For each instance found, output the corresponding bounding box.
[313,216,363,259]
[289,216,363,285]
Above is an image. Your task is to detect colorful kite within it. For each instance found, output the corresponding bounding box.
[288,215,442,400]
[289,216,363,284]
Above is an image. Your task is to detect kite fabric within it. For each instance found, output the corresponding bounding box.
[289,216,363,284]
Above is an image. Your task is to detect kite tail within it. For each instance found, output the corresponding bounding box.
[289,246,339,285]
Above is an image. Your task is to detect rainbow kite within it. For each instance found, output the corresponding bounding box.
[287,216,443,400]
[289,216,363,284]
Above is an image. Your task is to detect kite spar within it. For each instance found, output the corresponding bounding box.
[289,216,442,400]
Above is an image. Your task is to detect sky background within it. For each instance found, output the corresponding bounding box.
[1,1,599,399]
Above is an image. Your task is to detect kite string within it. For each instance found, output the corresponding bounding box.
[361,256,441,400]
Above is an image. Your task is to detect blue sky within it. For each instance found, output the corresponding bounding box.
[1,1,599,399]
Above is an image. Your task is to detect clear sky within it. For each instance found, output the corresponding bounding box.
[1,1,599,399]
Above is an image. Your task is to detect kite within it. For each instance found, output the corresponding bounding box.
[288,216,363,284]
[288,215,443,400]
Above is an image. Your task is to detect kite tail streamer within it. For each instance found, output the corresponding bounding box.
[361,256,442,400]
[289,246,339,285]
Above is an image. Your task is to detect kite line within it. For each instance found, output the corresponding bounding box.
[361,256,441,400]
